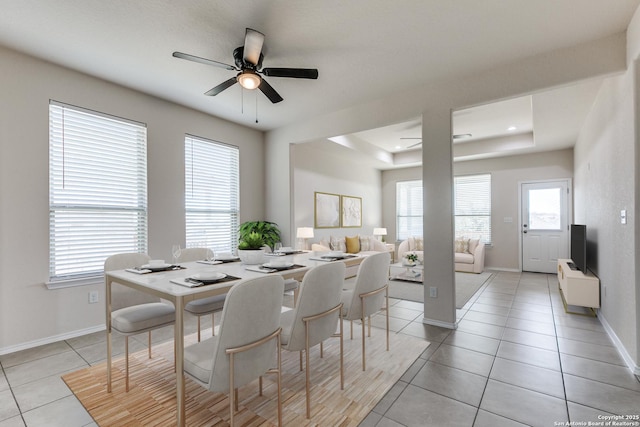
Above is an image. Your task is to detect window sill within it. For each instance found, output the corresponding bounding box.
[46,275,104,290]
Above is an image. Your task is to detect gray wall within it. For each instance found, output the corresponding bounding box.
[0,46,264,353]
[291,142,382,245]
[573,15,639,367]
[382,149,574,271]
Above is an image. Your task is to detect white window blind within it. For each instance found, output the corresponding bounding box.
[454,174,491,244]
[185,135,239,253]
[396,180,423,241]
[49,101,148,282]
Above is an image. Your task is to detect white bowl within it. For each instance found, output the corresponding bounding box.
[327,251,344,257]
[148,259,166,267]
[280,247,293,252]
[270,260,289,267]
[194,272,226,281]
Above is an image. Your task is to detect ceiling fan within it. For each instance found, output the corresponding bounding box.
[173,28,318,104]
[400,133,473,148]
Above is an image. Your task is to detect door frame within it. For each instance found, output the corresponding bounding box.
[517,178,573,272]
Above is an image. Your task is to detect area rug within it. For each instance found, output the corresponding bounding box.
[389,271,494,308]
[62,326,429,426]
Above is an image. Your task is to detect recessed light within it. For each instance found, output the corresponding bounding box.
[395,145,402,150]
[508,126,517,131]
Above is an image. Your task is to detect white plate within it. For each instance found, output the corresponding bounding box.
[279,247,293,252]
[326,251,344,257]
[216,255,239,261]
[262,262,294,270]
[141,263,172,270]
[192,272,226,281]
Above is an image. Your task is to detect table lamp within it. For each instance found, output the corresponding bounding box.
[296,227,314,250]
[373,227,387,242]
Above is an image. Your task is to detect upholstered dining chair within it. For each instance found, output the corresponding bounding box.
[279,261,345,418]
[176,248,225,341]
[183,275,284,427]
[341,251,390,371]
[105,253,176,391]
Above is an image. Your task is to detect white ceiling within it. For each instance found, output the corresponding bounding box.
[1,0,638,165]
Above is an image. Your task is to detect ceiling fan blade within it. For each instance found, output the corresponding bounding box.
[172,51,236,70]
[204,77,238,96]
[243,28,265,66]
[262,68,319,79]
[407,141,422,148]
[258,78,283,103]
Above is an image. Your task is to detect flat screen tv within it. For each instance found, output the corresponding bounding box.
[570,224,587,274]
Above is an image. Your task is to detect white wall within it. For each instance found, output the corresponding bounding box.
[0,46,264,353]
[381,149,574,271]
[291,142,382,246]
[573,7,639,367]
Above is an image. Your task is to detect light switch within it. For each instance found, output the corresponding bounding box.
[621,209,627,224]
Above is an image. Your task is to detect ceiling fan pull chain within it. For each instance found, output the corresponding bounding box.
[255,92,259,124]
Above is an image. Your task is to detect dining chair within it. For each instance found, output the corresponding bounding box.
[183,275,284,427]
[105,253,176,391]
[279,261,345,418]
[341,251,390,371]
[176,248,226,341]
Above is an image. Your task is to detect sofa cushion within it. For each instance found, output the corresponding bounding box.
[359,235,371,251]
[330,236,346,252]
[455,252,474,264]
[345,235,360,253]
[408,237,424,251]
[455,238,470,253]
[468,238,480,254]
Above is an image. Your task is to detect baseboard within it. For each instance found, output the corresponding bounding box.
[0,324,105,356]
[486,267,521,273]
[422,317,458,329]
[598,312,640,375]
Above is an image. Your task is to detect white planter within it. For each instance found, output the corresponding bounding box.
[237,249,265,265]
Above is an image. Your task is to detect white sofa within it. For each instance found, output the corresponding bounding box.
[397,236,485,274]
[311,235,388,278]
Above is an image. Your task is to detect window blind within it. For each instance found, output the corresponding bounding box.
[185,135,239,253]
[49,101,148,282]
[454,173,491,244]
[396,180,423,241]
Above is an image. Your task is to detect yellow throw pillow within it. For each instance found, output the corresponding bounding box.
[345,235,360,253]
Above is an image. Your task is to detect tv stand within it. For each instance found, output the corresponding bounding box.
[557,259,599,316]
[566,261,578,271]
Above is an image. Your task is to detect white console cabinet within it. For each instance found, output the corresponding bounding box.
[557,259,600,313]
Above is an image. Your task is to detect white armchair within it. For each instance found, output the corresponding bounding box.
[397,237,485,273]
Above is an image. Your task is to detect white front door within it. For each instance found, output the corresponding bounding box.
[521,180,571,273]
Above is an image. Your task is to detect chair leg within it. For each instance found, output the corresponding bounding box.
[350,320,353,339]
[305,324,311,419]
[339,314,344,390]
[385,288,390,351]
[197,316,201,342]
[148,331,152,358]
[229,353,235,427]
[212,313,216,336]
[299,350,303,371]
[125,336,130,392]
[259,376,263,396]
[320,341,324,358]
[361,315,366,371]
[276,335,282,427]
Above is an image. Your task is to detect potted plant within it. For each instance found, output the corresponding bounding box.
[237,231,266,264]
[404,253,419,266]
[238,221,282,251]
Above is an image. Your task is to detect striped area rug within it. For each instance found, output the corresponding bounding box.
[63,326,429,426]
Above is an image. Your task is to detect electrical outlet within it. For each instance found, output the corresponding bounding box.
[429,286,437,298]
[88,291,99,304]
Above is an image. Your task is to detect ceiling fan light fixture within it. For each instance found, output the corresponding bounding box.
[237,70,261,90]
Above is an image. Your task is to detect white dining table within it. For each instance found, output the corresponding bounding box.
[104,251,365,427]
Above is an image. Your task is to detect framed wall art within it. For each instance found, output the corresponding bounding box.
[314,191,341,228]
[341,195,362,228]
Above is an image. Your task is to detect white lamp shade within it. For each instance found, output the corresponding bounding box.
[373,228,387,236]
[296,227,314,238]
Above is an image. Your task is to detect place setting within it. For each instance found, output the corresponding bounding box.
[310,250,357,262]
[245,259,305,273]
[196,251,240,265]
[170,270,242,288]
[125,259,186,274]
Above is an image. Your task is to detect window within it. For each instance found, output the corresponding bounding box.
[49,102,147,283]
[454,174,491,244]
[396,180,423,241]
[185,135,239,253]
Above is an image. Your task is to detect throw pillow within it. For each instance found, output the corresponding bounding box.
[468,238,479,254]
[345,235,360,253]
[330,236,346,252]
[359,235,371,251]
[415,237,424,251]
[455,238,470,253]
[408,236,416,251]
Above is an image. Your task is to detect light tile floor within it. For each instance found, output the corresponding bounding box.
[0,271,638,426]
